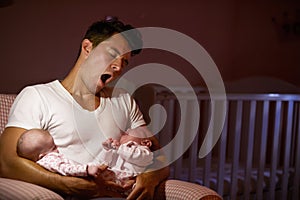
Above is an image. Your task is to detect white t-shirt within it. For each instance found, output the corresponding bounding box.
[6,80,145,164]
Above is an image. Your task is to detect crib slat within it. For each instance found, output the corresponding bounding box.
[188,99,200,182]
[203,151,212,187]
[217,101,229,196]
[281,101,294,199]
[244,100,257,200]
[188,128,199,182]
[151,99,166,141]
[165,99,176,177]
[293,104,300,200]
[269,101,282,200]
[174,99,187,179]
[257,100,270,199]
[203,100,213,187]
[230,100,243,200]
[164,99,175,145]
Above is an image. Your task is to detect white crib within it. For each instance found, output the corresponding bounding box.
[144,84,300,200]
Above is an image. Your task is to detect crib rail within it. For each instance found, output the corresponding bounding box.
[152,90,300,200]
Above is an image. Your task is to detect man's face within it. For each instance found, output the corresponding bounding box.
[79,33,132,94]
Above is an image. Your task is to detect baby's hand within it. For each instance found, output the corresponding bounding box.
[102,138,114,150]
[87,164,116,180]
[111,139,120,149]
[87,165,101,178]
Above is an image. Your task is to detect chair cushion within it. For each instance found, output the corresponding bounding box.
[0,178,64,200]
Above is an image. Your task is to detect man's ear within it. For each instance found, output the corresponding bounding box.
[81,39,93,58]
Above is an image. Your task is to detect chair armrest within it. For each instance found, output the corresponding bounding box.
[155,179,222,200]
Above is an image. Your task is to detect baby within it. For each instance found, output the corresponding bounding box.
[97,129,154,186]
[16,129,112,178]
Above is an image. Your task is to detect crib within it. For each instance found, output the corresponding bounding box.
[143,82,300,200]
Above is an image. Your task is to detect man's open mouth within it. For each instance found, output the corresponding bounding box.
[100,74,111,84]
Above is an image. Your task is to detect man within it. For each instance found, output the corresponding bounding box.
[0,16,169,199]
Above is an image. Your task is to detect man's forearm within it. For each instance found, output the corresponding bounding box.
[1,153,103,198]
[1,154,74,194]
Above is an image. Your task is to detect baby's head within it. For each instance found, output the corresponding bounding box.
[120,128,152,148]
[17,129,57,162]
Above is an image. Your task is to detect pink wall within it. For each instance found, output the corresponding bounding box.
[0,0,299,93]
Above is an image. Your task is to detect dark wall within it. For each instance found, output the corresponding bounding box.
[0,0,299,93]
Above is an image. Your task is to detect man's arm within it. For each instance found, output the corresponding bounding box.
[0,127,125,198]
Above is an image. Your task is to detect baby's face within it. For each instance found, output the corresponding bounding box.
[120,133,152,148]
[38,136,58,159]
[119,133,142,144]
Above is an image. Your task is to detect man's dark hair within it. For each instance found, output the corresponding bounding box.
[80,16,142,57]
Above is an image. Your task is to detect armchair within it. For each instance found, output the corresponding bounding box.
[0,93,221,200]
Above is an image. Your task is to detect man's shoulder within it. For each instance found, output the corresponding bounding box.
[15,80,63,104]
[20,80,59,93]
[24,80,66,98]
[31,80,59,90]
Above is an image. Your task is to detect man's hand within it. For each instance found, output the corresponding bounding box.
[126,166,169,200]
[126,172,157,200]
[93,171,126,198]
[62,175,125,198]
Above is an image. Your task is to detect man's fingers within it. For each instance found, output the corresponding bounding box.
[126,183,155,200]
[99,164,108,170]
[105,181,126,193]
[106,190,124,198]
[122,179,135,189]
[126,186,143,200]
[103,181,127,198]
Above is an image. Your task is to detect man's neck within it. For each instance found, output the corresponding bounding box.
[61,63,101,111]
